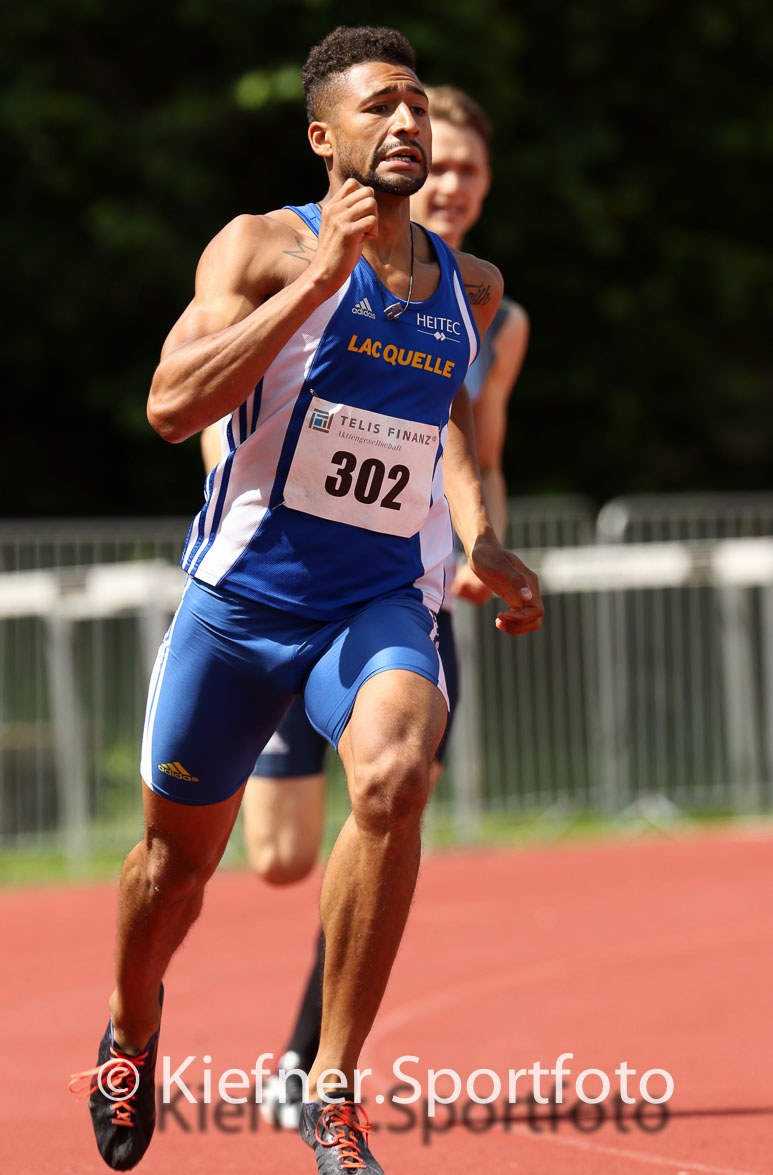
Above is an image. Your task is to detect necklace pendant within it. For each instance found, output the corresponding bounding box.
[377,223,415,323]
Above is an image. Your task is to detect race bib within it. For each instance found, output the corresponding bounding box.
[283,396,439,538]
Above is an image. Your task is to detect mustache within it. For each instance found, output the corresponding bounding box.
[374,141,427,167]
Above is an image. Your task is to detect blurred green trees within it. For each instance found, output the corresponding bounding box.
[3,0,771,515]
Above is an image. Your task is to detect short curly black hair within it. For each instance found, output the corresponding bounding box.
[302,26,417,123]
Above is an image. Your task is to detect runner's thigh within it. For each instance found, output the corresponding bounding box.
[303,594,448,753]
[141,580,299,805]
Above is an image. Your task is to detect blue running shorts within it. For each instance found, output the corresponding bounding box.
[253,608,459,778]
[140,578,448,805]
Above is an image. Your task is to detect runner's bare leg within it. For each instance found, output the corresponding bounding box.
[108,783,246,1052]
[307,669,446,1092]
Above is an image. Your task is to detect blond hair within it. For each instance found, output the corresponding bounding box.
[425,86,492,149]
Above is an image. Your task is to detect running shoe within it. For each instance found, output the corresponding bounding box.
[260,1050,307,1130]
[299,1098,385,1173]
[69,986,163,1171]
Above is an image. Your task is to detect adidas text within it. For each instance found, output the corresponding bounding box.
[157,761,199,782]
[352,297,376,319]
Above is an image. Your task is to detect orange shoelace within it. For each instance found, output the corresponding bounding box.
[69,1046,149,1128]
[315,1101,373,1171]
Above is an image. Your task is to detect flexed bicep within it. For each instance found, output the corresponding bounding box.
[147,214,334,444]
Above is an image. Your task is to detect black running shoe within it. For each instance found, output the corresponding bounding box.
[69,987,163,1171]
[299,1098,385,1173]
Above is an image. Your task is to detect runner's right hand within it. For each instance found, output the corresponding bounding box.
[308,180,378,296]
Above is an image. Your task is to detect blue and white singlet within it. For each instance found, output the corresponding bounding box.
[181,202,479,620]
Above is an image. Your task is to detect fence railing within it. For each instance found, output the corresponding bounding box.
[595,493,773,817]
[448,535,773,839]
[2,496,773,863]
[0,520,190,861]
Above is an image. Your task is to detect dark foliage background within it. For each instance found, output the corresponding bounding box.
[3,0,771,516]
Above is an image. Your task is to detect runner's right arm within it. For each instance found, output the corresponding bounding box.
[148,181,377,443]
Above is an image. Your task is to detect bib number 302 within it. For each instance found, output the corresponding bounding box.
[324,451,409,511]
[283,396,438,537]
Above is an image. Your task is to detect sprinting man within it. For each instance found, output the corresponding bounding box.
[70,27,542,1174]
[204,83,531,1132]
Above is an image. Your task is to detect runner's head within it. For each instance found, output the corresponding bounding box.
[410,86,492,248]
[303,26,430,197]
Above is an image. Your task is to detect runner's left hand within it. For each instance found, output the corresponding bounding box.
[467,538,544,635]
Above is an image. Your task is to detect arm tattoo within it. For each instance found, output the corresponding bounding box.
[465,282,492,307]
[283,235,317,266]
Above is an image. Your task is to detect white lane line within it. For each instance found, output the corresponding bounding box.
[519,1128,772,1175]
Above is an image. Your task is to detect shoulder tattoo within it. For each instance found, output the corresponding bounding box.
[282,235,317,266]
[465,281,492,307]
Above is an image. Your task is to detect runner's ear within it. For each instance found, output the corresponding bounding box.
[309,121,334,160]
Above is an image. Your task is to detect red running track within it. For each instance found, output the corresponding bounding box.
[1,827,772,1174]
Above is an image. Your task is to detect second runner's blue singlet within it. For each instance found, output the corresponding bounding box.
[181,202,479,620]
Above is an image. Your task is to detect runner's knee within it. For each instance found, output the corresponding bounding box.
[349,746,431,836]
[141,834,221,902]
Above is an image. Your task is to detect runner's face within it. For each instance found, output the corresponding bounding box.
[410,119,490,247]
[331,62,431,197]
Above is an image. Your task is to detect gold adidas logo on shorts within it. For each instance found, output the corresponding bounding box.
[157,761,199,782]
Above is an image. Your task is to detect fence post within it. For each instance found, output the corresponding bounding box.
[449,601,483,842]
[139,597,168,689]
[761,585,773,807]
[595,590,631,813]
[718,585,763,811]
[46,610,89,866]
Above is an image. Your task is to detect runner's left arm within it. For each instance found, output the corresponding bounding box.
[472,302,530,538]
[443,255,542,635]
[454,301,530,602]
[444,385,542,635]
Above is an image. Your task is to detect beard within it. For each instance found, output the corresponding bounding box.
[337,143,428,197]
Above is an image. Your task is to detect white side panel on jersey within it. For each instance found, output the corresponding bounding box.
[415,425,454,614]
[453,271,479,368]
[185,282,351,585]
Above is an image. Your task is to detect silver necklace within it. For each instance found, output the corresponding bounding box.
[378,224,415,321]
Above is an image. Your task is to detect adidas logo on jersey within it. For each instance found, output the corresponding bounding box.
[352,297,376,319]
[157,761,199,782]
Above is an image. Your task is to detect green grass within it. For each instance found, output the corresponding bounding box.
[2,805,766,889]
[0,848,129,887]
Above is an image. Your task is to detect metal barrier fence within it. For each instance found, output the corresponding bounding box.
[0,520,189,859]
[2,497,773,863]
[445,493,773,836]
[598,494,773,817]
[597,493,773,543]
[443,496,597,837]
